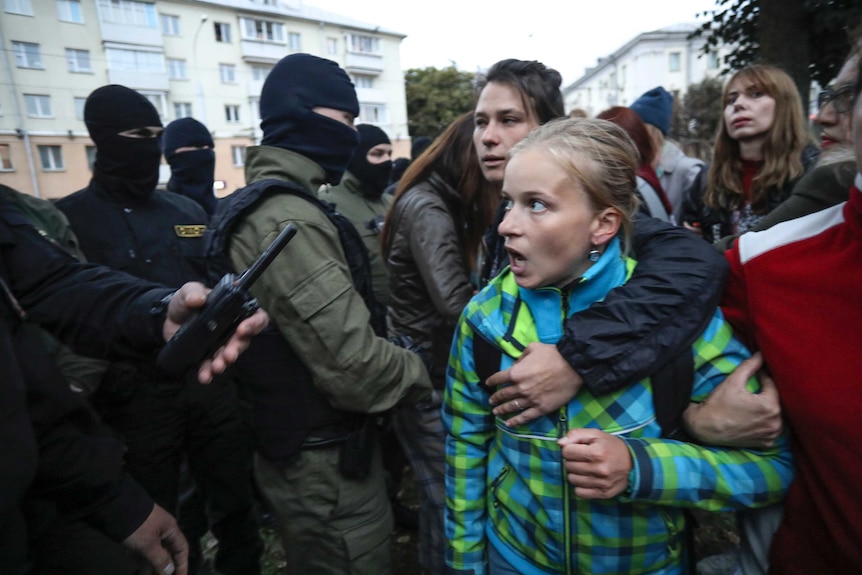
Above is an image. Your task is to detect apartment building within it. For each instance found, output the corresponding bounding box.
[564,23,726,117]
[0,0,409,198]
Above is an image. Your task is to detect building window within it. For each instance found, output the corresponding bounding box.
[74,96,86,120]
[240,17,284,43]
[353,75,374,89]
[225,105,240,123]
[231,145,246,166]
[250,97,260,123]
[66,48,92,73]
[214,21,231,43]
[348,34,380,54]
[160,13,179,35]
[56,0,83,23]
[86,145,96,171]
[220,63,236,83]
[5,0,32,15]
[708,51,720,70]
[139,91,166,116]
[173,102,192,118]
[12,42,42,69]
[668,51,681,73]
[251,65,271,81]
[0,144,13,171]
[326,37,338,55]
[38,145,64,171]
[97,0,157,27]
[359,103,387,125]
[288,32,301,51]
[24,94,52,117]
[167,58,186,79]
[105,47,164,73]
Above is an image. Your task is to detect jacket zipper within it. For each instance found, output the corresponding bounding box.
[559,287,573,574]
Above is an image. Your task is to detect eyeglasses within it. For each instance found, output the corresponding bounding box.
[817,84,855,115]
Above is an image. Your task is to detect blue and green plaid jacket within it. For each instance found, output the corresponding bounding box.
[442,239,794,575]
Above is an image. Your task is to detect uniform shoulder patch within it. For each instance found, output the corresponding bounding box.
[174,224,207,238]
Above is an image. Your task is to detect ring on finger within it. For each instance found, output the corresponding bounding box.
[514,399,522,410]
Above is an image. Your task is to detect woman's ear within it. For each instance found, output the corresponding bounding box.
[590,208,622,247]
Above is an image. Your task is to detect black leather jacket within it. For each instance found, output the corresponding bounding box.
[386,173,474,389]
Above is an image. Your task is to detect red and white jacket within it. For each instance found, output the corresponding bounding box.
[722,174,862,573]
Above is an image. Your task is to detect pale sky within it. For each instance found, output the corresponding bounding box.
[306,0,719,85]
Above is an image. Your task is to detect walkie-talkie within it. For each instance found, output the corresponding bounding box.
[156,223,298,378]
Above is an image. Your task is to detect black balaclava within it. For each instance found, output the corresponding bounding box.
[259,53,359,185]
[163,117,217,214]
[84,85,163,200]
[347,124,392,198]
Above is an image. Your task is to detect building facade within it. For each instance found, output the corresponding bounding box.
[564,24,726,118]
[0,0,410,198]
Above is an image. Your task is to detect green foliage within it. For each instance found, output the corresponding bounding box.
[690,0,862,87]
[404,66,476,138]
[670,77,724,144]
[666,78,723,161]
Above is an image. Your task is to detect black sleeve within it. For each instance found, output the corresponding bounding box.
[1,204,173,359]
[556,214,728,395]
[679,163,708,227]
[16,324,153,542]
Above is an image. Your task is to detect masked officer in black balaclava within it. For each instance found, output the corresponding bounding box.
[56,85,263,575]
[319,124,393,306]
[163,117,218,215]
[210,53,431,574]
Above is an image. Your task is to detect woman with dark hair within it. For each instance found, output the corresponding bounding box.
[598,106,673,222]
[474,59,565,281]
[682,65,819,243]
[381,112,498,574]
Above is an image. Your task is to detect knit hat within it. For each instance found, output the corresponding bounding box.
[410,136,432,160]
[84,85,162,143]
[162,117,213,158]
[347,124,392,197]
[84,85,162,199]
[259,53,359,184]
[163,118,216,214]
[631,87,673,136]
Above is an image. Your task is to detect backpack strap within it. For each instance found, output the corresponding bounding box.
[472,333,501,393]
[209,178,386,336]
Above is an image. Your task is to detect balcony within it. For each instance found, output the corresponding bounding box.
[100,22,162,47]
[355,87,387,103]
[248,79,265,98]
[240,40,288,64]
[107,69,169,91]
[345,51,383,74]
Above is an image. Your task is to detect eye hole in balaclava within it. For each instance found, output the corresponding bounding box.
[259,53,360,185]
[347,124,393,198]
[84,85,163,200]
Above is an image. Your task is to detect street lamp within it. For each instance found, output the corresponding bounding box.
[193,15,209,125]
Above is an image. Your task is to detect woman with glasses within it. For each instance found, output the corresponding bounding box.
[682,65,819,243]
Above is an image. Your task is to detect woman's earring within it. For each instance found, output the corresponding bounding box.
[589,246,600,263]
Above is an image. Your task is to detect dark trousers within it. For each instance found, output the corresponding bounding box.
[96,374,262,575]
